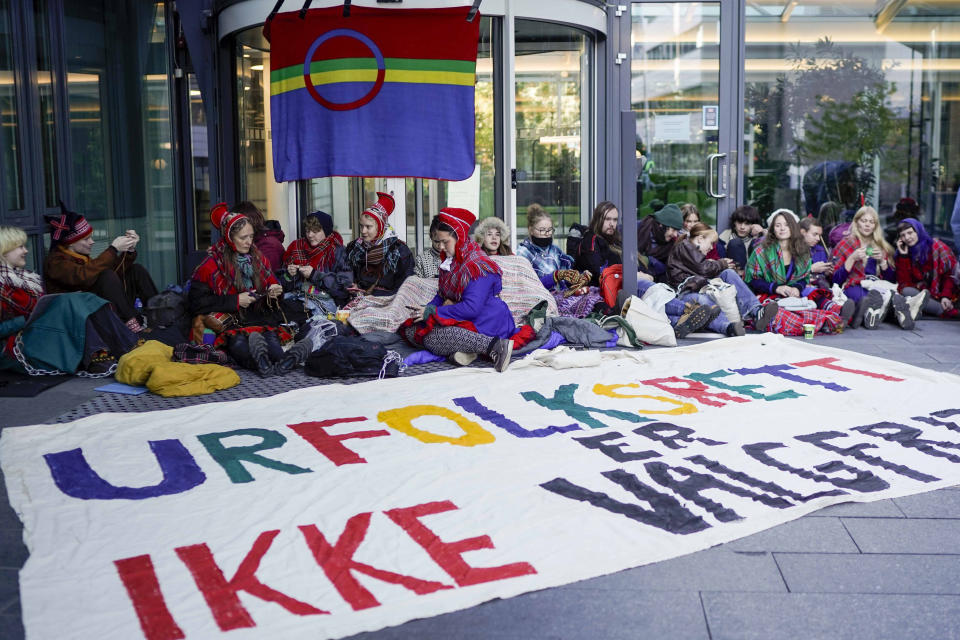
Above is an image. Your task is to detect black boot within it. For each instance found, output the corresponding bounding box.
[262,330,286,362]
[275,337,314,375]
[248,332,275,376]
[227,333,255,370]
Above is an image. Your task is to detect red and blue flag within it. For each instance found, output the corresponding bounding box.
[266,5,480,182]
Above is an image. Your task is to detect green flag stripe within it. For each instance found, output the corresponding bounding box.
[270,57,475,83]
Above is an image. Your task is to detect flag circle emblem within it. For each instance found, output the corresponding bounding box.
[303,29,385,111]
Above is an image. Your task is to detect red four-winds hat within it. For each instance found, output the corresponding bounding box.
[210,202,249,251]
[438,207,476,243]
[361,192,396,241]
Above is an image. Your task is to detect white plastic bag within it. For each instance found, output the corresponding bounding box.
[700,278,741,323]
[776,296,817,311]
[640,282,677,315]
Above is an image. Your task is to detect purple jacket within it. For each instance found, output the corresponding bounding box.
[255,229,286,272]
[429,273,515,339]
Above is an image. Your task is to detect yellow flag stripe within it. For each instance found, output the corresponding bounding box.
[271,69,475,95]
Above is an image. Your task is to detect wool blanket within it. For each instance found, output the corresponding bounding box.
[347,256,557,334]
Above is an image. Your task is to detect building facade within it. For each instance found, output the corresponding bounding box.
[2,0,958,287]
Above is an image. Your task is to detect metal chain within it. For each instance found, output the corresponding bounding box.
[13,333,117,378]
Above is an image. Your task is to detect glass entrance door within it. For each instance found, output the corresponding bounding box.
[630,0,740,229]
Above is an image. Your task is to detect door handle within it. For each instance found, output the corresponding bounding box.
[706,153,728,199]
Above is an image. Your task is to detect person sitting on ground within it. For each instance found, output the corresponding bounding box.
[747,209,851,336]
[402,208,514,372]
[189,203,311,376]
[831,205,912,330]
[884,197,920,247]
[574,200,656,312]
[681,203,700,234]
[281,210,351,316]
[668,223,776,336]
[42,203,158,333]
[232,201,285,274]
[637,203,684,278]
[1,225,136,374]
[414,217,444,279]
[516,206,601,317]
[895,218,957,320]
[718,204,764,271]
[345,192,414,297]
[474,216,513,257]
[799,217,834,291]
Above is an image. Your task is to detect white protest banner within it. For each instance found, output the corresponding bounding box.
[3,335,960,640]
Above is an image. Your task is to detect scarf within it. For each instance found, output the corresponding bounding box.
[282,231,344,271]
[438,240,501,302]
[747,241,810,286]
[0,264,44,320]
[346,227,402,274]
[199,240,272,295]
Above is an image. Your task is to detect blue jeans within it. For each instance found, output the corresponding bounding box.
[636,279,687,322]
[718,269,762,319]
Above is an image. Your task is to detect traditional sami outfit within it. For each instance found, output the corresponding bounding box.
[895,217,959,318]
[188,204,290,354]
[281,223,352,312]
[42,204,157,326]
[343,192,413,296]
[402,208,517,358]
[1,263,135,374]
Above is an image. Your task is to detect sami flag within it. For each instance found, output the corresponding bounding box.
[267,6,480,182]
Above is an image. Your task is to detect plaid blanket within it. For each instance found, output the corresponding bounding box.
[347,256,557,334]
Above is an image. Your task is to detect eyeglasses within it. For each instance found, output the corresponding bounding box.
[533,227,554,235]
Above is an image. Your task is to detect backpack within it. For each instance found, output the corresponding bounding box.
[145,291,187,329]
[304,335,401,379]
[566,223,589,257]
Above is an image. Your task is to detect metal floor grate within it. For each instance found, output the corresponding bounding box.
[50,359,468,423]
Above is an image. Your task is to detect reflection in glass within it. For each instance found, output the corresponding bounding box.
[631,3,720,225]
[188,73,211,249]
[35,0,59,208]
[515,19,588,244]
[63,0,177,285]
[0,0,23,211]
[744,1,960,235]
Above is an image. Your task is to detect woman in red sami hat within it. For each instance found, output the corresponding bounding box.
[401,208,515,372]
[42,202,158,333]
[344,192,414,296]
[189,203,311,376]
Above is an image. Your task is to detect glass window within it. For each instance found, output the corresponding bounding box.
[631,3,721,226]
[515,19,589,248]
[0,0,24,212]
[63,0,177,286]
[34,0,59,208]
[188,73,211,250]
[744,1,960,237]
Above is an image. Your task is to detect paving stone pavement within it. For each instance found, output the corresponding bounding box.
[1,320,958,639]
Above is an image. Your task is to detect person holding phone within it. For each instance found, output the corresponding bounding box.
[895,218,957,320]
[830,206,907,329]
[401,208,514,372]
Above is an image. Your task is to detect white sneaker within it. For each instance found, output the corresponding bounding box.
[891,293,913,330]
[862,290,885,330]
[906,290,929,322]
